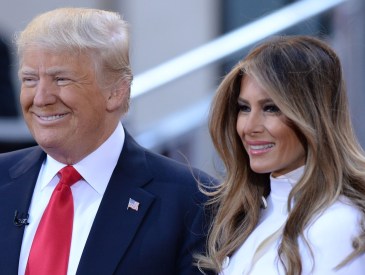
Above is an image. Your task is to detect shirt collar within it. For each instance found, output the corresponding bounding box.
[41,122,125,195]
[270,166,305,200]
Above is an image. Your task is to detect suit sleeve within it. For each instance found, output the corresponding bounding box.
[177,182,215,275]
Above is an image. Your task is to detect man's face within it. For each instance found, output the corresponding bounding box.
[19,48,113,164]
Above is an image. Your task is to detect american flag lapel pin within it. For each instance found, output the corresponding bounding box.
[127,198,140,211]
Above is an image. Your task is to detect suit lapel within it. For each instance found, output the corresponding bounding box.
[77,133,156,275]
[0,147,45,273]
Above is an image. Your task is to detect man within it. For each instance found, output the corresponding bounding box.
[0,8,213,275]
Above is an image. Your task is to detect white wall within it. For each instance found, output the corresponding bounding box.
[119,0,220,175]
[119,0,220,133]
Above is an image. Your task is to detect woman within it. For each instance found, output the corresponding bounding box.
[198,36,365,274]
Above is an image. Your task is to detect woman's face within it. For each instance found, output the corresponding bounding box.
[236,76,306,177]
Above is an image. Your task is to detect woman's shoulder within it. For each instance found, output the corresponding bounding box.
[301,198,365,273]
[307,197,362,237]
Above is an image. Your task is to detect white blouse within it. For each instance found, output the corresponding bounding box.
[221,167,365,274]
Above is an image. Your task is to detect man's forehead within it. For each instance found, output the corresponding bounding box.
[20,50,93,73]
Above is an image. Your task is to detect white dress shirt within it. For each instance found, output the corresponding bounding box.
[221,166,365,274]
[18,122,125,275]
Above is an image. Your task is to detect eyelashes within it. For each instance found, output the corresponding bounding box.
[237,103,281,114]
[263,104,281,113]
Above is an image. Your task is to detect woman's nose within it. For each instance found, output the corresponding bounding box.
[242,112,264,135]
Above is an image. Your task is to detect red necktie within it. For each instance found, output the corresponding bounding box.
[26,166,82,275]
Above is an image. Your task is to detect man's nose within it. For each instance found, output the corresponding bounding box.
[33,79,57,106]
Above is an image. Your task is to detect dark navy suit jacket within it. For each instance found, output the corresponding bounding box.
[0,132,214,274]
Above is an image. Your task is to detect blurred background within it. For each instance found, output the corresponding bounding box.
[0,0,364,177]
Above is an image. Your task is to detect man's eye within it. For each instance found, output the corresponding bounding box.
[22,77,37,87]
[56,78,71,85]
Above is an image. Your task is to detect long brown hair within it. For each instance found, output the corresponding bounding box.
[198,35,365,274]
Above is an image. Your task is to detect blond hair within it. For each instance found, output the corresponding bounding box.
[16,7,132,114]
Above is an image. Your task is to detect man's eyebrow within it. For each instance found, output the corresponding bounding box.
[45,67,72,75]
[19,67,37,75]
[19,66,73,75]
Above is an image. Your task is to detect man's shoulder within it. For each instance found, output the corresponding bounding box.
[143,149,215,186]
[0,146,42,166]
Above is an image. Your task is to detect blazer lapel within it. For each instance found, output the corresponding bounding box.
[77,133,156,275]
[0,147,45,273]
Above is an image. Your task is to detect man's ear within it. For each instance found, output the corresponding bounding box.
[106,82,129,112]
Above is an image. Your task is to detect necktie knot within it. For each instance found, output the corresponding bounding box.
[58,166,82,187]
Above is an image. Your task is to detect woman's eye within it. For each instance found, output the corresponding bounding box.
[238,104,250,112]
[263,104,281,113]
